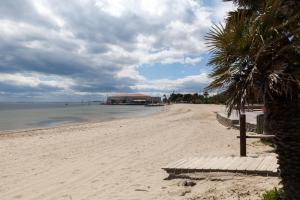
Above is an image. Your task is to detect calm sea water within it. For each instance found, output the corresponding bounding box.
[0,102,162,131]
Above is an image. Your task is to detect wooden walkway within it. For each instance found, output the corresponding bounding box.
[162,156,278,176]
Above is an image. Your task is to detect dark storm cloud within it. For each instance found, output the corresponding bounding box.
[0,47,88,75]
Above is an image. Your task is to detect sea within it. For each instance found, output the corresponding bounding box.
[0,102,162,131]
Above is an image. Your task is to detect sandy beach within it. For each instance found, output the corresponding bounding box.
[0,104,279,200]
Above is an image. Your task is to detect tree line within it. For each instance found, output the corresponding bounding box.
[163,92,228,104]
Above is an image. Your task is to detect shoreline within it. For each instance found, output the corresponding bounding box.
[0,104,278,199]
[0,105,165,137]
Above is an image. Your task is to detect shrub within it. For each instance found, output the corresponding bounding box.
[262,188,283,200]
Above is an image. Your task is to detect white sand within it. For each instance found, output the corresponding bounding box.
[0,104,279,200]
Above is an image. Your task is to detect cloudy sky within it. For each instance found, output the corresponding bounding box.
[0,0,234,101]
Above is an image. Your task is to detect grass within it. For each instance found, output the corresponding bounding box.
[262,188,283,200]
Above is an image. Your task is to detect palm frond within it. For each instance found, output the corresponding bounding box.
[206,0,300,115]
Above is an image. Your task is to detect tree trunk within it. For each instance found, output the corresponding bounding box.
[264,98,300,200]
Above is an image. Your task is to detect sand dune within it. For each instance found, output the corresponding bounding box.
[0,104,279,200]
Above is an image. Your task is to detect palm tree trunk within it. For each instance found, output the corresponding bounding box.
[264,98,300,199]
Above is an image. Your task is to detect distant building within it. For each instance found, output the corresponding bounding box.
[106,94,161,105]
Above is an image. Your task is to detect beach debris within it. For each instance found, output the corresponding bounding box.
[181,180,196,187]
[164,173,205,181]
[177,180,196,187]
[134,189,148,192]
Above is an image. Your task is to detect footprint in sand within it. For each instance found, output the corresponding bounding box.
[14,194,23,199]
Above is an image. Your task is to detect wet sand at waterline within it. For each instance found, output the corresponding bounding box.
[0,104,279,200]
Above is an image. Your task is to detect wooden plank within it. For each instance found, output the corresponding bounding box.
[224,157,241,170]
[232,157,252,171]
[188,157,207,170]
[188,158,202,170]
[162,156,278,176]
[206,157,223,170]
[174,159,192,168]
[201,157,225,171]
[254,157,269,171]
[179,158,198,169]
[164,158,185,169]
[181,157,211,171]
[218,157,237,170]
[246,157,265,171]
[216,157,235,171]
[237,135,275,139]
[248,157,261,170]
[256,156,273,171]
[265,157,278,172]
[170,159,189,168]
[213,157,232,170]
[200,157,219,169]
[191,157,211,169]
[262,156,275,171]
[226,157,246,171]
[271,158,279,173]
[208,157,223,170]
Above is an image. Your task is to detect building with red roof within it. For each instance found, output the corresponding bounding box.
[106,94,161,105]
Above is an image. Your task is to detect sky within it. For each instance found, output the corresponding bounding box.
[0,0,235,102]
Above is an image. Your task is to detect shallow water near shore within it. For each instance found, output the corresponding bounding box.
[0,102,161,131]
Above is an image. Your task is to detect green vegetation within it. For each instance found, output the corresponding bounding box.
[262,188,283,200]
[207,0,300,198]
[168,93,204,104]
[166,92,228,104]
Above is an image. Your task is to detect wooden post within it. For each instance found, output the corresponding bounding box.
[256,114,264,134]
[240,114,246,157]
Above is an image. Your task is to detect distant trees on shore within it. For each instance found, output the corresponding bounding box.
[165,92,262,105]
[165,92,228,104]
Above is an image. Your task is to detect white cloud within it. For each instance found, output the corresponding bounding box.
[115,66,145,82]
[0,0,235,100]
[0,73,75,90]
[185,57,202,65]
[33,0,65,27]
[132,72,211,92]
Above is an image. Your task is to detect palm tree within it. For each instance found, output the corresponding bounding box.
[206,0,300,198]
[163,94,167,103]
[203,91,209,104]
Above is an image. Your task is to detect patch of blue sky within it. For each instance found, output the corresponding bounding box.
[139,53,212,80]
